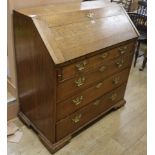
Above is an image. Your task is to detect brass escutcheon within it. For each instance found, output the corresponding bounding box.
[116,58,124,68]
[96,82,103,89]
[75,60,87,71]
[93,99,101,106]
[72,114,82,123]
[118,46,127,54]
[112,76,120,85]
[72,96,83,106]
[86,12,94,19]
[75,77,85,87]
[99,66,106,72]
[100,52,108,59]
[110,93,117,101]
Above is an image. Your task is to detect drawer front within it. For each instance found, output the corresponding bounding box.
[58,42,134,81]
[56,68,130,120]
[56,84,126,141]
[57,54,133,102]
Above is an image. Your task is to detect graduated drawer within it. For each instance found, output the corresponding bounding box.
[57,54,133,102]
[58,42,134,81]
[56,68,130,120]
[56,84,126,141]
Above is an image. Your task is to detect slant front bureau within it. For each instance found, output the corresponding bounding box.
[13,1,139,153]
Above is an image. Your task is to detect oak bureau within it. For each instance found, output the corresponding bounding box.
[13,1,139,153]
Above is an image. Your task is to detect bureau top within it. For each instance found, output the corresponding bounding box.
[15,1,113,16]
[14,1,139,65]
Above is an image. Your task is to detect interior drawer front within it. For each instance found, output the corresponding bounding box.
[56,84,126,141]
[59,42,134,81]
[57,54,133,102]
[56,68,130,121]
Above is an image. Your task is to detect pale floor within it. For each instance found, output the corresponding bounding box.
[7,57,147,155]
[7,92,16,103]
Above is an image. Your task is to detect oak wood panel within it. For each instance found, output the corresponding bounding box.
[13,1,138,153]
[46,13,138,64]
[13,11,56,143]
[8,0,80,88]
[57,54,133,101]
[16,1,111,16]
[57,68,130,103]
[56,84,127,140]
[8,62,147,155]
[21,4,139,64]
[37,6,123,27]
[59,42,135,81]
[57,83,127,121]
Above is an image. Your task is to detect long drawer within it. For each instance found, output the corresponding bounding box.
[56,84,126,141]
[56,68,130,121]
[58,42,134,81]
[57,54,133,102]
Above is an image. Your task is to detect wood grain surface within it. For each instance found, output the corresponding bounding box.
[13,1,138,153]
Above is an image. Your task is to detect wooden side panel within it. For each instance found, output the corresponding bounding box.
[13,11,56,143]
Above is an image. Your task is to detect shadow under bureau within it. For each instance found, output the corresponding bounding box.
[13,1,139,153]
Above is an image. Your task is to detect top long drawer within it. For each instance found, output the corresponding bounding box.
[58,42,135,81]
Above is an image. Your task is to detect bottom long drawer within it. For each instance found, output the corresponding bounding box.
[56,84,126,141]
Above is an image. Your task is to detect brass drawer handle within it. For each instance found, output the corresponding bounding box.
[120,50,126,54]
[118,46,127,54]
[112,76,120,85]
[93,99,101,106]
[86,12,94,19]
[100,53,108,59]
[110,93,117,101]
[116,59,124,68]
[96,82,103,89]
[75,77,85,87]
[75,60,87,71]
[72,96,83,106]
[72,114,82,123]
[99,66,106,72]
